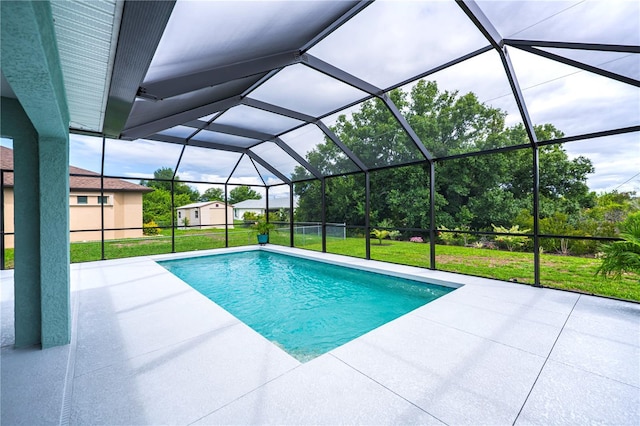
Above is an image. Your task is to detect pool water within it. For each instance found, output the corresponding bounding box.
[159,251,453,361]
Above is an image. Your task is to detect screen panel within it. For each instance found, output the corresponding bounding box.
[280,124,360,177]
[249,64,368,117]
[510,48,640,140]
[477,0,639,45]
[310,0,489,89]
[214,105,304,135]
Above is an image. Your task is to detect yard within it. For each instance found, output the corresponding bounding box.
[3,229,638,301]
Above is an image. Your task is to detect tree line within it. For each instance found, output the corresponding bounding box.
[292,80,638,254]
[140,167,261,227]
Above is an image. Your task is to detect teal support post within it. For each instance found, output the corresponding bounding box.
[2,100,71,348]
[3,99,41,347]
[2,1,71,348]
[38,138,70,347]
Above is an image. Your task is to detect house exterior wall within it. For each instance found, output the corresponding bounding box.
[3,188,15,248]
[3,189,144,247]
[234,207,264,220]
[190,207,201,227]
[70,191,144,241]
[176,207,201,227]
[207,203,234,228]
[113,192,144,239]
[177,203,234,229]
[70,191,109,241]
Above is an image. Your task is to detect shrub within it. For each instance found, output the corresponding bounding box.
[370,228,390,245]
[596,212,640,280]
[410,236,424,243]
[143,221,160,236]
[252,218,276,235]
[492,224,530,252]
[243,211,259,221]
[437,225,474,246]
[388,230,401,240]
[437,226,455,245]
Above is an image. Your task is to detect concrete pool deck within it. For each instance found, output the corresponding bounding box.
[1,245,639,425]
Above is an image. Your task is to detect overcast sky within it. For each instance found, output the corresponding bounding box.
[1,0,638,195]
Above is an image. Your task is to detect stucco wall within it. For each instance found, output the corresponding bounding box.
[70,192,111,241]
[177,203,234,229]
[207,203,234,228]
[3,188,14,248]
[3,189,145,247]
[190,206,201,227]
[114,192,144,239]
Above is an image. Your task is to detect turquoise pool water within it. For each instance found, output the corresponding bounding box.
[159,251,453,361]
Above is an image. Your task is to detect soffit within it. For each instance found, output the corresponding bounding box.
[51,0,123,133]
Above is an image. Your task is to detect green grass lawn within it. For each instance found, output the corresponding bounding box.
[3,231,638,301]
[292,237,639,301]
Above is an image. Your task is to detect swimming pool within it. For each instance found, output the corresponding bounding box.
[159,250,454,361]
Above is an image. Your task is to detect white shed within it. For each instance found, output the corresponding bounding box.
[176,201,234,229]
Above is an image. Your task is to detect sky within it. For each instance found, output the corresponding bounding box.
[1,0,638,195]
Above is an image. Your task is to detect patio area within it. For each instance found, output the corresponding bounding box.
[2,246,638,425]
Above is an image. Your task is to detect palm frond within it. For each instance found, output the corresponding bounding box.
[596,212,640,281]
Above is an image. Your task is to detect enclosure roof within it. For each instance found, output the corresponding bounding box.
[10,0,640,186]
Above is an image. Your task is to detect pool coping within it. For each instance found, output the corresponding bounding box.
[2,246,638,425]
[151,244,466,289]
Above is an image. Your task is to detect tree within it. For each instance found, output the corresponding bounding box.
[141,167,199,226]
[140,167,173,191]
[293,179,322,222]
[228,185,262,205]
[200,187,224,202]
[515,210,582,254]
[140,167,200,202]
[142,189,191,227]
[407,80,508,158]
[371,166,431,229]
[293,79,596,234]
[580,191,638,237]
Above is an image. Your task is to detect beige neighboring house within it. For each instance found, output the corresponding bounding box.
[1,146,152,248]
[176,201,234,229]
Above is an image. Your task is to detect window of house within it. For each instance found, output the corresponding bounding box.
[195,210,199,219]
[98,196,109,204]
[178,211,182,218]
[77,196,88,205]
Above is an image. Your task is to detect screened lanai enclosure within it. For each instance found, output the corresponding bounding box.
[2,1,639,301]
